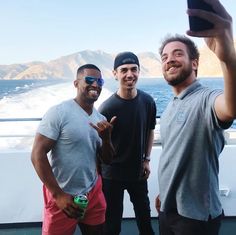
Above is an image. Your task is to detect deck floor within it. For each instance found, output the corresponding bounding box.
[0,217,236,235]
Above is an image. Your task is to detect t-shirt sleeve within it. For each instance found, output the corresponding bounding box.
[204,89,233,130]
[98,100,112,121]
[37,105,61,140]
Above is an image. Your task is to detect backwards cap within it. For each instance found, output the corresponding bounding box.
[113,52,139,70]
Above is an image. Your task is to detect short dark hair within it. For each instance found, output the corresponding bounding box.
[77,64,101,77]
[159,34,200,61]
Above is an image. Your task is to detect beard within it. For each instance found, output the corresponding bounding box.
[82,88,101,104]
[164,64,193,86]
[87,93,100,104]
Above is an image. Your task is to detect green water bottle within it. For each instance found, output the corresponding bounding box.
[74,194,88,219]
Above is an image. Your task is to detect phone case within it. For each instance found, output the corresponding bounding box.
[187,0,215,31]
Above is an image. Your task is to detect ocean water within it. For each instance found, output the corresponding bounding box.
[0,77,234,126]
[0,77,226,115]
[0,79,61,100]
[0,77,235,150]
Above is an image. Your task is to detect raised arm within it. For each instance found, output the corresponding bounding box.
[90,116,117,164]
[187,0,236,122]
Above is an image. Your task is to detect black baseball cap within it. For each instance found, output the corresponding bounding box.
[113,51,140,70]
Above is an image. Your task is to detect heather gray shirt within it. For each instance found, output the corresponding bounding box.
[38,99,105,195]
[159,81,231,221]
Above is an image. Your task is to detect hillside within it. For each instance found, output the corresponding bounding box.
[0,40,235,80]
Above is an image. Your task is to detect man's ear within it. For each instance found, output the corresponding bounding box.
[113,70,118,81]
[192,59,198,71]
[74,79,79,88]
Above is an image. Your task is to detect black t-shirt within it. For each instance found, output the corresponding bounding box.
[99,89,156,180]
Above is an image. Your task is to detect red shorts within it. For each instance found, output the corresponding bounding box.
[42,175,106,235]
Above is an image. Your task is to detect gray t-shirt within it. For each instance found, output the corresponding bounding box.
[38,99,105,195]
[159,80,231,221]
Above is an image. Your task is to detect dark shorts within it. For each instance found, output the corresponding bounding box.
[159,209,223,235]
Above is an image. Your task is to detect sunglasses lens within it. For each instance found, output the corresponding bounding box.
[84,76,104,86]
[85,76,95,85]
[97,78,104,86]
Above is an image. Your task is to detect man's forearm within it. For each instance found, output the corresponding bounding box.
[100,140,116,164]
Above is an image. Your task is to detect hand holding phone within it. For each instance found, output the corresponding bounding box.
[187,0,215,31]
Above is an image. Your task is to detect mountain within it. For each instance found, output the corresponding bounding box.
[0,50,162,80]
[198,46,222,77]
[0,40,235,80]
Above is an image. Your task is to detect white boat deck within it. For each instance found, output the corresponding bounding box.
[0,118,236,224]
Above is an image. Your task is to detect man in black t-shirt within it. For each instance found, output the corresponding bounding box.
[99,52,156,235]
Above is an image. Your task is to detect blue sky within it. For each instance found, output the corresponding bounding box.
[0,0,235,64]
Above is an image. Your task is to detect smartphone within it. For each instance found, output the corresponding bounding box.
[187,0,215,31]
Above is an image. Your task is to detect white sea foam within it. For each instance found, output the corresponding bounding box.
[0,82,113,150]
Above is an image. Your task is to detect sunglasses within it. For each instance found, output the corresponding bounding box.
[84,76,104,87]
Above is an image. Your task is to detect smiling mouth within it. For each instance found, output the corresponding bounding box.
[126,78,136,83]
[168,67,177,72]
[167,65,180,73]
[88,90,98,96]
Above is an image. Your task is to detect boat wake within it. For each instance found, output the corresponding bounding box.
[0,81,113,150]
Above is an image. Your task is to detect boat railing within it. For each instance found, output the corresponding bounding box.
[0,118,42,151]
[0,118,41,137]
[0,117,236,145]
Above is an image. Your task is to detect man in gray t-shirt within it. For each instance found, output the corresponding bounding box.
[156,3,236,235]
[31,64,116,235]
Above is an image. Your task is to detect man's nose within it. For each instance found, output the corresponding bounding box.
[91,80,99,87]
[166,54,176,63]
[126,69,134,77]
